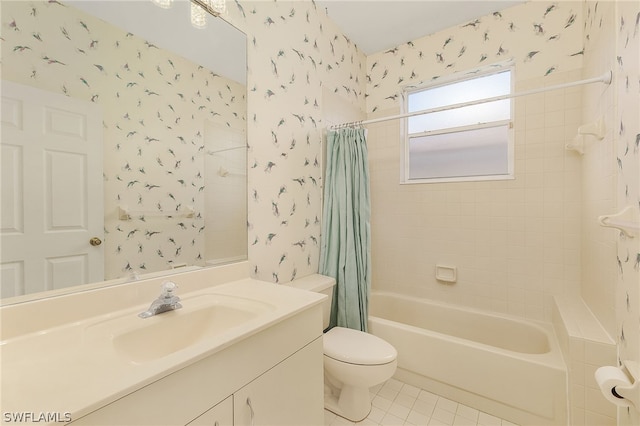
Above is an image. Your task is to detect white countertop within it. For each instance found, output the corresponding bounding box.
[0,277,324,423]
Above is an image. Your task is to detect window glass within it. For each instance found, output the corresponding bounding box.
[408,124,510,180]
[404,68,513,183]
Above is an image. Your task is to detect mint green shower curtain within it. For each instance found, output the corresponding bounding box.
[319,127,371,332]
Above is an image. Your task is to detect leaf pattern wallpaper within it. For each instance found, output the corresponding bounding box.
[1,0,367,284]
[222,1,367,283]
[604,1,640,424]
[2,0,246,280]
[582,1,639,424]
[365,1,584,114]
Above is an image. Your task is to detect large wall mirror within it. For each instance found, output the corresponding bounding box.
[1,0,247,303]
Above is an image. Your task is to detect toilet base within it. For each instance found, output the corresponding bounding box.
[324,383,371,422]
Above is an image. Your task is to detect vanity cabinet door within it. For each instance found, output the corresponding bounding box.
[186,396,232,426]
[233,338,324,426]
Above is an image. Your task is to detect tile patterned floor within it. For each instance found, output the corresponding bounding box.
[324,378,519,426]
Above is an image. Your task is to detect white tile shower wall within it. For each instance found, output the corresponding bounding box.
[553,297,616,425]
[365,1,586,322]
[574,337,617,425]
[368,70,583,322]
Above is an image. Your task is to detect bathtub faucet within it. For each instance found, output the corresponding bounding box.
[138,281,182,318]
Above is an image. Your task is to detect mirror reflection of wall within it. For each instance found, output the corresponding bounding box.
[204,122,247,266]
[0,0,247,299]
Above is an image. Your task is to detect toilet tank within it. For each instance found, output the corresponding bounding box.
[288,274,335,330]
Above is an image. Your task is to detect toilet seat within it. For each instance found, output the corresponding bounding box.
[324,326,397,366]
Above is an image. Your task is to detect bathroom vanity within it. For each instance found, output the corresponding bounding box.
[0,263,326,425]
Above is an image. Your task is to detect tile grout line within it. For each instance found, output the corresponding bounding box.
[325,378,519,426]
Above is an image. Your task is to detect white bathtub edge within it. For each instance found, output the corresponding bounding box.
[369,292,569,426]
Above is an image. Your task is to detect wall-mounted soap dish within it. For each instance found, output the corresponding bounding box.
[435,265,457,283]
[566,116,606,155]
[578,116,606,140]
[565,135,585,155]
[598,205,640,238]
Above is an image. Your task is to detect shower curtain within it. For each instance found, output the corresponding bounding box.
[319,127,371,332]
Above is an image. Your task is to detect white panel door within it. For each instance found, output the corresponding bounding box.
[1,81,104,298]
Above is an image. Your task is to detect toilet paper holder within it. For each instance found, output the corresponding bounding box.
[596,361,640,410]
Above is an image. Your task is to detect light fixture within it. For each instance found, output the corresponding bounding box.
[209,0,226,14]
[190,1,208,28]
[151,0,173,9]
[194,0,225,17]
[151,0,225,29]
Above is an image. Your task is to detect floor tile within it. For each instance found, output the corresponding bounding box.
[412,399,436,417]
[456,404,479,422]
[372,395,393,411]
[380,412,405,426]
[324,378,520,426]
[453,414,478,426]
[387,402,410,420]
[406,409,430,425]
[435,397,458,414]
[431,407,455,425]
[477,412,502,426]
[417,390,439,405]
[394,392,417,409]
[400,383,421,398]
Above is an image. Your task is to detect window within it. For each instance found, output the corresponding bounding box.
[402,66,514,183]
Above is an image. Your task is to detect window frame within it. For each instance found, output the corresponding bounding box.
[400,63,515,184]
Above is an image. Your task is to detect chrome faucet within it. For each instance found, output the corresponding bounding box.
[138,281,182,318]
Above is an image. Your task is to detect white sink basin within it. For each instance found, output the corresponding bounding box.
[88,294,275,363]
[1,275,326,423]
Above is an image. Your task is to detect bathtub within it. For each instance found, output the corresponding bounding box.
[368,291,567,426]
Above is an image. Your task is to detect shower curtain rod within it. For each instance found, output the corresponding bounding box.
[330,71,612,130]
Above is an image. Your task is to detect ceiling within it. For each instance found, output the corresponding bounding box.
[316,0,527,55]
[70,1,528,82]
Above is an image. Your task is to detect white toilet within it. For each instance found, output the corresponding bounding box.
[290,275,397,422]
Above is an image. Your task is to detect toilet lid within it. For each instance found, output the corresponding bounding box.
[324,327,397,366]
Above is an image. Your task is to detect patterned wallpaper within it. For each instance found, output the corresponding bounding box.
[365,1,584,113]
[579,2,639,424]
[608,1,640,424]
[2,0,366,285]
[1,0,246,280]
[222,1,367,283]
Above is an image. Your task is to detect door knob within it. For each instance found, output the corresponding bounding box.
[89,237,102,246]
